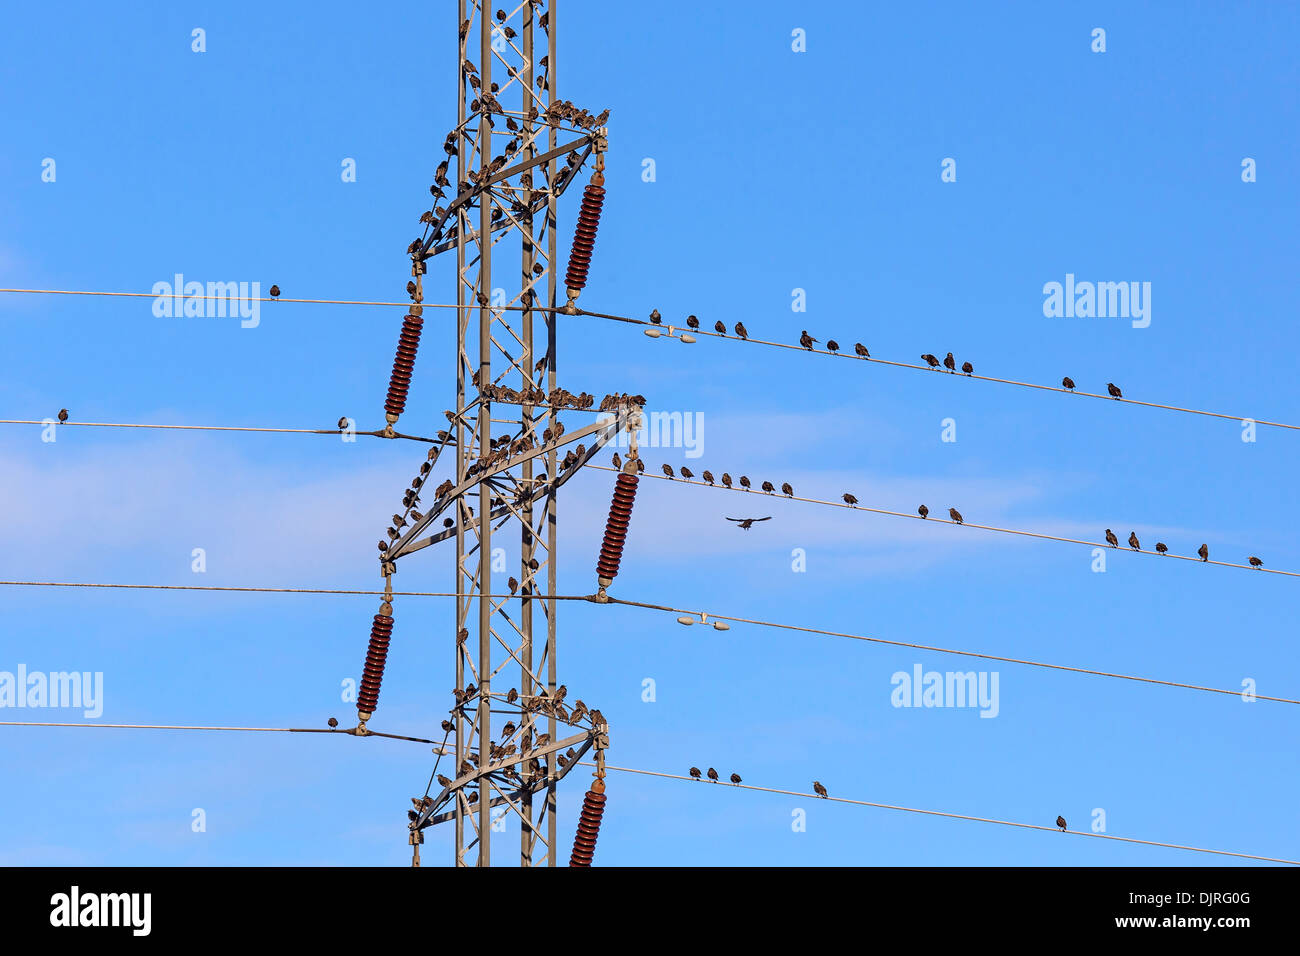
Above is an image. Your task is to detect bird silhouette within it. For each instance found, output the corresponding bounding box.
[1198,543,1209,562]
[827,340,840,353]
[1107,382,1122,399]
[799,331,817,349]
[854,343,869,358]
[649,309,662,325]
[337,416,349,430]
[948,507,963,524]
[689,767,701,779]
[761,480,775,493]
[1249,556,1263,568]
[961,361,973,375]
[1105,529,1119,548]
[843,493,858,505]
[721,473,733,488]
[739,476,751,489]
[714,321,726,335]
[702,470,714,484]
[327,717,338,728]
[813,781,828,798]
[707,767,719,781]
[686,314,699,330]
[943,352,956,372]
[1128,532,1140,551]
[57,409,68,422]
[730,773,742,784]
[781,482,793,496]
[1155,542,1168,554]
[680,466,694,479]
[611,452,621,469]
[922,353,941,369]
[735,322,748,339]
[662,463,674,478]
[918,504,929,518]
[727,517,771,530]
[1056,815,1067,831]
[508,576,519,594]
[1062,376,1075,390]
[269,284,281,298]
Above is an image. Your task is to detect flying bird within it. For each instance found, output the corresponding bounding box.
[961,361,973,375]
[689,767,701,779]
[730,773,742,784]
[799,330,817,349]
[1249,556,1263,568]
[735,322,748,339]
[922,353,941,369]
[918,504,929,518]
[727,516,771,530]
[1062,376,1075,390]
[843,493,858,505]
[1198,543,1209,562]
[948,507,963,524]
[1155,542,1168,554]
[813,781,828,798]
[1056,816,1067,831]
[1105,529,1119,548]
[854,343,869,358]
[827,340,839,353]
[1128,532,1140,551]
[1107,382,1122,399]
[707,767,719,781]
[943,352,956,372]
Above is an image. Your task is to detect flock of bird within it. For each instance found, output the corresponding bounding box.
[688,768,830,798]
[1102,530,1263,567]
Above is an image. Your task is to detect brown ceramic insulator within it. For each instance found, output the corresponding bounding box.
[356,613,394,717]
[563,183,605,293]
[384,313,424,419]
[596,472,638,582]
[567,789,607,867]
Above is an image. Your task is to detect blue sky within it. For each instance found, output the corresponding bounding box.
[1,0,1298,866]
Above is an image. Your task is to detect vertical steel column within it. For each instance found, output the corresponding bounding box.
[476,6,493,866]
[453,0,469,866]
[519,5,537,868]
[544,0,559,864]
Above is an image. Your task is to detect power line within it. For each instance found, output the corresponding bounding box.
[0,579,591,600]
[0,720,439,745]
[583,762,1300,866]
[595,464,1298,579]
[0,418,437,443]
[6,287,1296,433]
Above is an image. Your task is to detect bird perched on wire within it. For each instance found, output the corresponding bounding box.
[739,475,751,489]
[727,517,772,530]
[1128,531,1141,551]
[57,408,69,423]
[1155,542,1168,554]
[680,466,694,479]
[721,473,733,488]
[843,493,858,506]
[1056,815,1067,831]
[1249,556,1263,568]
[269,284,281,299]
[922,353,941,369]
[730,773,742,784]
[918,504,929,518]
[735,322,748,339]
[1198,543,1209,562]
[689,767,701,779]
[813,781,828,798]
[337,416,349,430]
[760,480,775,493]
[827,340,840,353]
[961,361,973,375]
[1104,529,1118,548]
[702,470,715,485]
[649,309,662,325]
[714,320,726,335]
[1062,376,1075,391]
[943,352,956,372]
[854,343,869,358]
[662,463,674,478]
[781,482,793,496]
[508,576,519,594]
[327,717,338,728]
[948,507,963,524]
[799,331,817,349]
[707,767,719,781]
[686,314,700,330]
[1107,382,1123,399]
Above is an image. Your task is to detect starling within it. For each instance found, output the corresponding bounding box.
[827,340,840,353]
[1155,542,1168,554]
[922,353,941,369]
[612,452,622,470]
[57,409,68,422]
[854,343,869,358]
[726,517,772,530]
[405,280,417,297]
[739,475,751,489]
[443,518,454,528]
[943,352,956,372]
[1105,529,1119,548]
[506,687,518,704]
[680,466,694,479]
[686,314,699,330]
[843,493,858,506]
[730,773,741,784]
[714,321,726,335]
[761,480,775,493]
[918,504,929,518]
[437,774,452,788]
[649,309,662,325]
[948,507,963,524]
[781,482,793,496]
[327,717,338,728]
[799,330,817,349]
[1249,556,1263,568]
[269,284,281,298]
[508,576,518,594]
[813,781,828,798]
[1062,376,1075,390]
[662,463,674,478]
[721,473,733,488]
[735,322,748,339]
[961,361,973,375]
[1198,543,1209,562]
[441,719,453,732]
[337,416,349,430]
[1056,815,1067,831]
[706,767,719,781]
[637,459,645,473]
[702,470,715,484]
[689,767,701,779]
[1107,382,1122,399]
[1128,531,1140,551]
